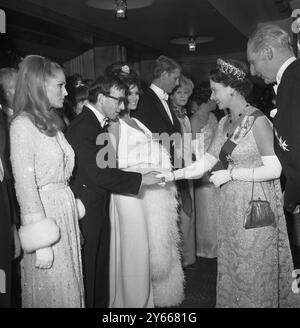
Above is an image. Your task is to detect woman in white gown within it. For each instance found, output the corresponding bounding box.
[107,64,184,308]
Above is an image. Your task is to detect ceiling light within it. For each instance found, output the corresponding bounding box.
[171,36,215,52]
[115,0,127,18]
[188,38,196,52]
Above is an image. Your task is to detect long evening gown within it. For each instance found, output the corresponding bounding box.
[193,112,219,258]
[207,114,300,307]
[109,118,184,308]
[176,114,196,267]
[10,115,84,308]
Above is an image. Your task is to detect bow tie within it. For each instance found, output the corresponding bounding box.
[161,93,169,101]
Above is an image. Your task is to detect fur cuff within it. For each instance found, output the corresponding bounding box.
[76,198,86,220]
[19,218,60,253]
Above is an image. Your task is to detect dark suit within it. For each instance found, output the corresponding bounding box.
[273,59,300,213]
[65,106,142,308]
[273,59,300,268]
[132,87,182,167]
[0,110,12,307]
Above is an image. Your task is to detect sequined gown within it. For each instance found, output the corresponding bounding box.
[208,114,300,308]
[10,115,84,308]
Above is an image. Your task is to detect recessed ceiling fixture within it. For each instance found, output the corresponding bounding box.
[171,36,215,52]
[86,0,155,10]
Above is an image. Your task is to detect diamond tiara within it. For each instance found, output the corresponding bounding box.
[217,58,246,81]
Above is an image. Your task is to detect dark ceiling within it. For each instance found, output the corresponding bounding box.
[0,0,294,65]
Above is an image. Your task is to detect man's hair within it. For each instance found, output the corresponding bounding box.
[88,74,126,104]
[248,24,293,54]
[152,55,181,79]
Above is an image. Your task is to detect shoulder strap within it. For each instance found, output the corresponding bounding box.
[217,110,263,170]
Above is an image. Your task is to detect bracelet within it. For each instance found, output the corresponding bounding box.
[172,171,176,181]
[229,168,234,180]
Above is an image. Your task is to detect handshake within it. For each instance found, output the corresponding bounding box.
[142,169,234,188]
[140,170,175,187]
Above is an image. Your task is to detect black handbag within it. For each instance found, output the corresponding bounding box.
[243,174,276,229]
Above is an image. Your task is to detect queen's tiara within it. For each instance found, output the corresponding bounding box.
[217,58,246,81]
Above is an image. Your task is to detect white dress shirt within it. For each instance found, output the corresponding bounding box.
[150,83,174,124]
[0,157,4,182]
[271,56,297,118]
[86,103,109,128]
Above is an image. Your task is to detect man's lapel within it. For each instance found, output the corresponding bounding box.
[147,88,175,128]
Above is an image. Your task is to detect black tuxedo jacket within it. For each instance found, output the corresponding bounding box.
[273,58,300,212]
[65,106,142,217]
[132,87,182,166]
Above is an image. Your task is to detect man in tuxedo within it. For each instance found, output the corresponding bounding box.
[65,74,160,308]
[132,55,182,167]
[247,24,300,266]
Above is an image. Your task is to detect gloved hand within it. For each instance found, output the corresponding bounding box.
[209,170,231,187]
[35,247,54,269]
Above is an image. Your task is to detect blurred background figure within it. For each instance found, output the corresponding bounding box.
[190,82,219,259]
[0,68,18,117]
[170,75,196,268]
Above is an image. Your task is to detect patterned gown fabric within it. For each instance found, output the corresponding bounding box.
[208,114,300,308]
[10,116,84,308]
[194,113,219,258]
[109,118,184,308]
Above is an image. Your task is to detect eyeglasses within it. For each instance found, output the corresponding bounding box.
[105,94,125,105]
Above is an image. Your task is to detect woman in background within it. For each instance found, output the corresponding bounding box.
[190,82,219,258]
[170,75,196,267]
[10,55,84,307]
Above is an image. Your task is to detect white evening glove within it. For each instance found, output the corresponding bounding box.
[35,247,54,269]
[156,153,218,182]
[230,155,281,182]
[209,170,231,187]
[209,155,281,188]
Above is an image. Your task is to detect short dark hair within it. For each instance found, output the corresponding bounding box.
[209,58,253,99]
[190,82,212,106]
[153,55,181,79]
[74,85,89,104]
[88,74,126,104]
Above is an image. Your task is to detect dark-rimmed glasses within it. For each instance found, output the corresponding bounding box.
[105,94,125,105]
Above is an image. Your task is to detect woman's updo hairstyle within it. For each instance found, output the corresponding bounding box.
[104,62,141,95]
[209,58,253,99]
